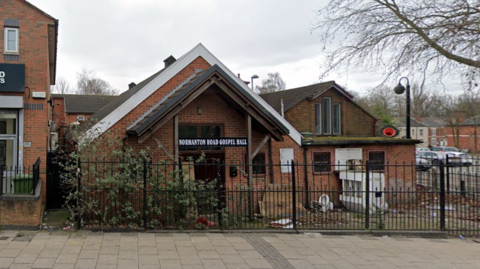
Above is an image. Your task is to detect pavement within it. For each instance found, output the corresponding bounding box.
[0,230,478,269]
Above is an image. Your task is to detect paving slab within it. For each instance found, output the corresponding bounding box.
[0,230,480,268]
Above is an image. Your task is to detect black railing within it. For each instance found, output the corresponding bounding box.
[72,158,480,235]
[0,157,40,195]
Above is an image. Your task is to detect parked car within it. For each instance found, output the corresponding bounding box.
[416,147,430,154]
[444,152,473,166]
[415,156,432,171]
[417,151,470,166]
[431,146,461,153]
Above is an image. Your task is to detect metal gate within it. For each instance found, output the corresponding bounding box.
[46,152,68,209]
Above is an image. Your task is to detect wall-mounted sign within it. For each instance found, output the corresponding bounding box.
[335,148,363,170]
[23,142,31,148]
[179,138,247,147]
[0,63,25,93]
[32,92,46,99]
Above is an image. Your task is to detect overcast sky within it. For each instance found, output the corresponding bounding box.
[31,0,384,94]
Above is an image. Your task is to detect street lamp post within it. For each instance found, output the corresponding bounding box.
[393,77,411,139]
[251,74,259,91]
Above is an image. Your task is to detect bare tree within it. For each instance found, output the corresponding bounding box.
[437,94,463,148]
[51,76,72,94]
[256,72,286,94]
[314,0,480,87]
[76,68,118,95]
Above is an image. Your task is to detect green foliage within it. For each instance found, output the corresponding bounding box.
[59,124,224,229]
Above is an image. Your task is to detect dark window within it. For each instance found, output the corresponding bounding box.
[333,103,341,134]
[368,151,385,171]
[178,125,222,151]
[313,152,331,173]
[315,103,322,134]
[245,153,266,175]
[315,99,341,135]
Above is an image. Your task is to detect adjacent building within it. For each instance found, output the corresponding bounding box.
[0,0,57,181]
[0,0,58,228]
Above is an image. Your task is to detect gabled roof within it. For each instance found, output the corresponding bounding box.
[85,43,302,145]
[260,81,336,113]
[52,94,117,114]
[89,68,164,123]
[394,117,427,128]
[461,116,480,126]
[259,81,375,120]
[419,117,447,127]
[127,65,290,143]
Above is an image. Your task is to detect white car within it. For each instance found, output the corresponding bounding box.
[444,152,473,166]
[417,151,472,166]
[416,147,430,154]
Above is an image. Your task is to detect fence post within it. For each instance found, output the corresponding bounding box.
[143,159,148,230]
[292,161,297,231]
[77,158,82,230]
[365,160,370,230]
[439,161,446,231]
[0,164,3,195]
[216,162,223,229]
[445,156,450,194]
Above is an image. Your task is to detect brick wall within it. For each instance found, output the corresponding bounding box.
[0,180,43,229]
[285,89,376,136]
[0,0,56,199]
[442,125,480,153]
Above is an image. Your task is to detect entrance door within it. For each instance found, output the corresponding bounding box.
[0,111,18,195]
[0,111,18,170]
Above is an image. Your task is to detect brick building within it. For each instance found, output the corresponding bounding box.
[51,94,116,145]
[0,0,57,177]
[0,0,58,228]
[82,44,418,213]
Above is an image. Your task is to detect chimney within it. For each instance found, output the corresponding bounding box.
[164,55,176,68]
[128,82,136,89]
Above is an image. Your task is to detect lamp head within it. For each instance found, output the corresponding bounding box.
[394,83,406,95]
[251,74,259,79]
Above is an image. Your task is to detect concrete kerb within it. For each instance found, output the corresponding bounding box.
[78,228,449,239]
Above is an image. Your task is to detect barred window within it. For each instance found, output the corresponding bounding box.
[368,151,385,171]
[313,152,331,173]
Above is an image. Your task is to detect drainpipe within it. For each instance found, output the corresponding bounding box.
[303,141,312,208]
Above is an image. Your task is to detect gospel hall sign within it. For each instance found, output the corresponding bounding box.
[179,138,248,147]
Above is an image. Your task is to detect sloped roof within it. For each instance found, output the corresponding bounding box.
[128,65,290,141]
[394,117,427,128]
[52,94,117,114]
[419,117,447,127]
[83,44,302,145]
[89,69,164,122]
[259,81,376,121]
[259,81,337,113]
[461,116,480,126]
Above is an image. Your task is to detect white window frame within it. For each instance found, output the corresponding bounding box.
[77,115,86,122]
[4,27,19,54]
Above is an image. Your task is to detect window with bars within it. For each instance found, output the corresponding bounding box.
[368,151,385,171]
[313,152,331,173]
